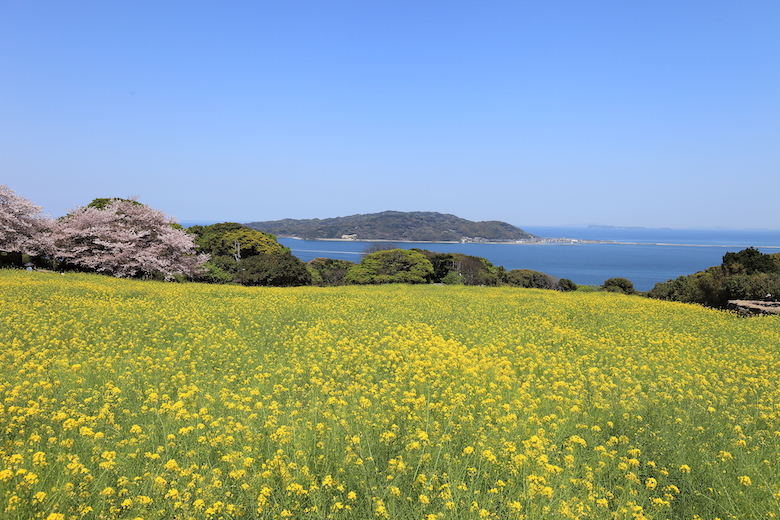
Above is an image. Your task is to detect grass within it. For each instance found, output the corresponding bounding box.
[1,270,780,519]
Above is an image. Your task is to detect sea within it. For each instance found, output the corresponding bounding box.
[181,222,780,291]
[278,227,780,292]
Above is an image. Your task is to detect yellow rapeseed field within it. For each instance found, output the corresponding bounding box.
[1,270,780,519]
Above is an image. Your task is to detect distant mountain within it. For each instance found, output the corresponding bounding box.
[246,211,537,242]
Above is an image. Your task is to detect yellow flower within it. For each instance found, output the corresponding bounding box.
[32,451,47,466]
[164,459,180,472]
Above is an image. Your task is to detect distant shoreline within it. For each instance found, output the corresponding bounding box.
[279,236,780,249]
[280,236,611,245]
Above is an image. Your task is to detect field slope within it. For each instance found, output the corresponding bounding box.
[1,271,780,519]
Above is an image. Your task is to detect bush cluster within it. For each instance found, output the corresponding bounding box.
[649,247,780,308]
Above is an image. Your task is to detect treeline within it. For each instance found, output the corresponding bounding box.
[648,247,780,308]
[306,244,577,290]
[0,186,569,289]
[8,185,775,304]
[189,225,577,290]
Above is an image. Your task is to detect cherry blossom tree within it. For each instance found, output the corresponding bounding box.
[0,184,52,257]
[52,198,208,280]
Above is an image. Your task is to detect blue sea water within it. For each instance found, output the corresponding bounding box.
[275,227,780,292]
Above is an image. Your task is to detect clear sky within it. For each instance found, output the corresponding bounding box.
[2,1,778,228]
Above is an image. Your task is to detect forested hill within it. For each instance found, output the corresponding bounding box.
[245,211,536,242]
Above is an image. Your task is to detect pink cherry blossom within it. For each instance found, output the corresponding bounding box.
[0,184,53,256]
[51,197,209,280]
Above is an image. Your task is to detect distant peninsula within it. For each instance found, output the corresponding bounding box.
[245,211,538,243]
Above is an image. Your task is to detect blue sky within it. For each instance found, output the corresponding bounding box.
[2,1,778,228]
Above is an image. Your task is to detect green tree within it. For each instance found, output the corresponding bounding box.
[239,252,312,287]
[602,277,636,295]
[441,270,465,285]
[199,257,236,284]
[458,255,499,286]
[189,223,308,286]
[307,258,354,286]
[345,249,433,285]
[649,249,780,309]
[558,278,577,292]
[87,197,141,210]
[504,269,557,289]
[722,247,778,276]
[419,251,458,282]
[191,223,287,258]
[417,250,499,285]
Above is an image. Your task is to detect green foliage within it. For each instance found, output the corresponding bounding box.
[441,270,465,285]
[345,249,434,285]
[460,256,500,286]
[191,223,287,259]
[188,223,311,286]
[239,252,312,287]
[0,251,24,268]
[198,259,236,284]
[504,269,557,289]
[247,211,536,242]
[723,247,779,276]
[86,197,141,210]
[649,268,719,305]
[558,278,577,292]
[190,224,567,290]
[420,251,459,282]
[306,257,355,286]
[602,277,636,295]
[501,269,574,291]
[306,265,323,285]
[649,248,780,309]
[417,250,499,286]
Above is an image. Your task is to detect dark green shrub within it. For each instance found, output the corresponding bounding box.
[602,277,635,295]
[239,252,312,287]
[558,278,577,292]
[345,249,433,285]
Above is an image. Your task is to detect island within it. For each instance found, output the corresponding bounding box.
[245,211,538,243]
